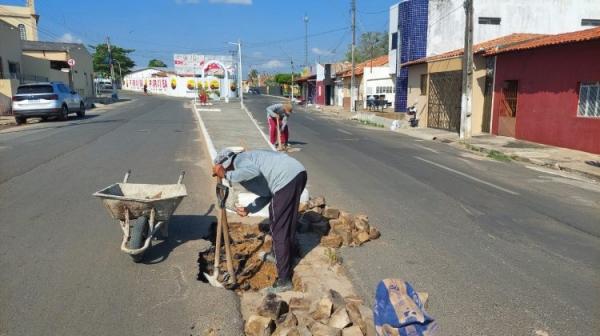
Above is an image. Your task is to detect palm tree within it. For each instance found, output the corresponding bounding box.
[248,69,259,87]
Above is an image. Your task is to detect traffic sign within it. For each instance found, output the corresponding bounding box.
[67,58,76,67]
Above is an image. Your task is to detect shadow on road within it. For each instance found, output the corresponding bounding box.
[143,210,217,264]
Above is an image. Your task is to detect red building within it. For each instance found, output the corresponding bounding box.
[488,27,600,154]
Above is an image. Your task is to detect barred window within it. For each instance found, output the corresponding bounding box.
[578,82,600,117]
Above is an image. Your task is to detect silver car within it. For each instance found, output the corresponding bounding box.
[11,82,85,125]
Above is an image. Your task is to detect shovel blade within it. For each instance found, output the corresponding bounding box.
[204,272,224,288]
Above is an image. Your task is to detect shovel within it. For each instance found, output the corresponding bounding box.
[204,179,236,287]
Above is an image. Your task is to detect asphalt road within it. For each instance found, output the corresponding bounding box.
[0,93,243,335]
[244,94,600,336]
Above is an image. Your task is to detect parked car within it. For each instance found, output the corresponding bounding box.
[11,82,85,125]
[248,87,261,95]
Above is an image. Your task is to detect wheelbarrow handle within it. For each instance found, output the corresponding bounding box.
[216,182,229,209]
[177,171,186,184]
[123,170,132,183]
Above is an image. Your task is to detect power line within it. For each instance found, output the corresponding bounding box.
[357,8,388,15]
[245,27,348,48]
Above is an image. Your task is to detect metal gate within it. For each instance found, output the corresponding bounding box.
[427,71,462,132]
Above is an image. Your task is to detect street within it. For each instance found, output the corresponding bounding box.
[0,94,242,335]
[244,95,600,335]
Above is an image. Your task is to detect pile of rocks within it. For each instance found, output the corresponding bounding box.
[245,290,375,336]
[298,196,381,249]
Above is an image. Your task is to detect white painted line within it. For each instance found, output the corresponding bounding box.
[196,108,221,112]
[414,144,440,154]
[336,128,353,135]
[192,104,217,160]
[415,156,520,195]
[305,116,315,121]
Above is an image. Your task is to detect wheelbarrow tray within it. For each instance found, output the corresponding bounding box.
[93,182,187,221]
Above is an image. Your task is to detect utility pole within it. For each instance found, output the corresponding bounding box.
[350,0,356,112]
[232,40,243,107]
[304,14,309,110]
[460,0,474,139]
[106,36,118,100]
[290,59,294,102]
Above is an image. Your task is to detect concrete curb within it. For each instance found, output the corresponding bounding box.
[191,101,218,161]
[241,102,276,152]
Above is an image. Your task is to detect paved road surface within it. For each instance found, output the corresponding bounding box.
[0,94,242,335]
[244,95,600,336]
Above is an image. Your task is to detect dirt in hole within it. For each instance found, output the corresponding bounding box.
[198,222,278,291]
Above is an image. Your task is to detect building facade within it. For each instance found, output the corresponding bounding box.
[0,20,22,114]
[489,28,600,154]
[0,0,38,41]
[390,0,600,112]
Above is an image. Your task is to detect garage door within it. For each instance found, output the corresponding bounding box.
[427,71,462,132]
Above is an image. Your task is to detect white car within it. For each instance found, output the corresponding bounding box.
[11,82,85,125]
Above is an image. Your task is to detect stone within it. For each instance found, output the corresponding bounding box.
[298,202,308,212]
[328,308,351,329]
[329,289,346,311]
[309,196,326,208]
[310,296,333,321]
[310,322,342,336]
[343,296,364,306]
[303,211,323,223]
[263,235,273,251]
[288,297,311,312]
[353,214,370,232]
[342,326,364,336]
[354,231,370,246]
[311,220,330,235]
[368,227,380,240]
[320,233,343,248]
[258,293,289,320]
[313,206,324,215]
[339,212,355,228]
[245,315,275,336]
[345,303,366,334]
[276,312,298,328]
[323,207,340,219]
[356,305,376,336]
[294,326,313,336]
[331,221,352,246]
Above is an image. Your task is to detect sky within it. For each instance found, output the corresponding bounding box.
[2,0,398,73]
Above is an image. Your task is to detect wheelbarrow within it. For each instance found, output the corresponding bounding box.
[93,170,187,262]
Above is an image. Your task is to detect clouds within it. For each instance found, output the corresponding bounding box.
[56,33,82,44]
[175,0,252,4]
[259,60,284,69]
[312,47,333,56]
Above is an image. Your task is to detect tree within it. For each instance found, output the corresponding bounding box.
[90,43,135,79]
[148,59,167,67]
[248,69,259,86]
[345,31,388,63]
[273,73,301,85]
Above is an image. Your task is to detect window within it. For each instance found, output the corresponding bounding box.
[502,80,518,117]
[581,19,600,27]
[17,85,53,94]
[8,61,20,80]
[578,82,600,117]
[18,24,26,40]
[420,74,427,95]
[478,17,501,25]
[375,86,393,94]
[391,32,398,50]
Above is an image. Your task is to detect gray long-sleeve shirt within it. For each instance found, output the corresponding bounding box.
[266,103,289,127]
[225,150,305,213]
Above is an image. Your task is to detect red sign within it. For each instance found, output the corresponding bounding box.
[67,58,76,67]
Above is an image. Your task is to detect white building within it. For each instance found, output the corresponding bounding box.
[388,0,600,112]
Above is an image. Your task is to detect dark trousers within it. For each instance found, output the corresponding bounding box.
[269,171,307,281]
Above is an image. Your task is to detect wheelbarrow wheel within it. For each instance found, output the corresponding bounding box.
[129,216,149,263]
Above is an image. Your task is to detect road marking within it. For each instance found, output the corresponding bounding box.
[305,116,315,121]
[414,156,520,195]
[414,144,439,154]
[337,128,352,135]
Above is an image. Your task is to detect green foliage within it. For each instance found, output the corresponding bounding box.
[273,73,301,85]
[89,43,135,79]
[486,150,512,162]
[148,59,167,67]
[248,69,259,83]
[345,31,389,63]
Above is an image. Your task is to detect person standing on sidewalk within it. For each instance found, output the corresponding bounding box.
[266,102,292,150]
[212,148,307,293]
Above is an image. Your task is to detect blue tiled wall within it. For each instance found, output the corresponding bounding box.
[395,0,429,112]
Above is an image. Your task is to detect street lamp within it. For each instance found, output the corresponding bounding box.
[303,14,309,109]
[228,41,243,107]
